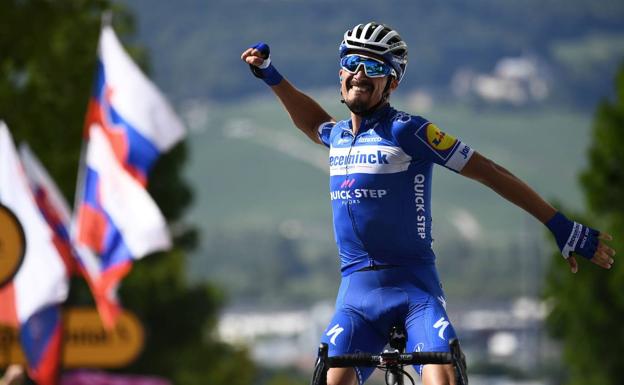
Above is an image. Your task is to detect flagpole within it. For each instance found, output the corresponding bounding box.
[101,10,113,28]
[70,10,109,289]
[72,10,111,224]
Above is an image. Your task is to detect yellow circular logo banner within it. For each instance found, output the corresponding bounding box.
[0,307,145,368]
[0,204,26,288]
[426,124,457,151]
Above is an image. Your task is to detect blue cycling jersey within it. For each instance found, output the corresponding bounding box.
[318,104,474,276]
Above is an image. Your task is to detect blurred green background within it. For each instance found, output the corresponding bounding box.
[1,0,623,384]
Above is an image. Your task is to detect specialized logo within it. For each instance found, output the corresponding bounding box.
[426,124,457,151]
[433,317,450,340]
[326,324,344,346]
[437,296,447,310]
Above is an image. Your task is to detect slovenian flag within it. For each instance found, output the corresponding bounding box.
[0,122,69,385]
[72,24,185,328]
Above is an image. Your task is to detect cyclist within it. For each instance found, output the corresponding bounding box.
[241,22,616,385]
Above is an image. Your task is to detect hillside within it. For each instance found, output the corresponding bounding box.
[119,0,624,106]
[184,93,591,305]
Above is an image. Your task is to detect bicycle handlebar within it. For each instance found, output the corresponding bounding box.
[314,338,468,385]
[328,351,453,367]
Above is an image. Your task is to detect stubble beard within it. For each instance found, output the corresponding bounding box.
[344,97,370,115]
[342,78,376,115]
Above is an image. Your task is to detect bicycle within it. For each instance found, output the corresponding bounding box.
[311,326,468,385]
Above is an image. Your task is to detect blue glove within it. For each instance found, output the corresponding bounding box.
[248,42,283,86]
[546,212,599,259]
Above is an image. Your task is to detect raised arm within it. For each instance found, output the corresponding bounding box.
[460,151,615,273]
[241,43,334,144]
[460,152,556,223]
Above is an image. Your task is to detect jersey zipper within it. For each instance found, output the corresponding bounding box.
[344,120,374,268]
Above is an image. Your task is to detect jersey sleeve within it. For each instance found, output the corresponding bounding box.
[317,121,334,148]
[393,115,474,172]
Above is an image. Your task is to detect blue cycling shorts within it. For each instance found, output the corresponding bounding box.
[320,262,457,384]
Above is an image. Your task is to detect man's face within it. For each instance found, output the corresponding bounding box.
[339,53,398,115]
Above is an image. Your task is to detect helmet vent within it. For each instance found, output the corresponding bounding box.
[345,40,385,53]
[376,28,389,41]
[393,48,406,57]
[354,25,363,39]
[364,25,376,39]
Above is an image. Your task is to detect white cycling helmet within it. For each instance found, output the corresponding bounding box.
[339,22,408,83]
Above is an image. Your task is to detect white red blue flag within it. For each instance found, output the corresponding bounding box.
[72,24,185,328]
[19,144,79,385]
[0,122,69,385]
[82,24,185,184]
[20,144,78,276]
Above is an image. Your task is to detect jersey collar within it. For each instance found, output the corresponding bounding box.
[344,103,394,135]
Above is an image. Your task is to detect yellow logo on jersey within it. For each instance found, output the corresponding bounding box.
[426,124,456,151]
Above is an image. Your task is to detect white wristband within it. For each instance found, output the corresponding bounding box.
[258,56,272,69]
